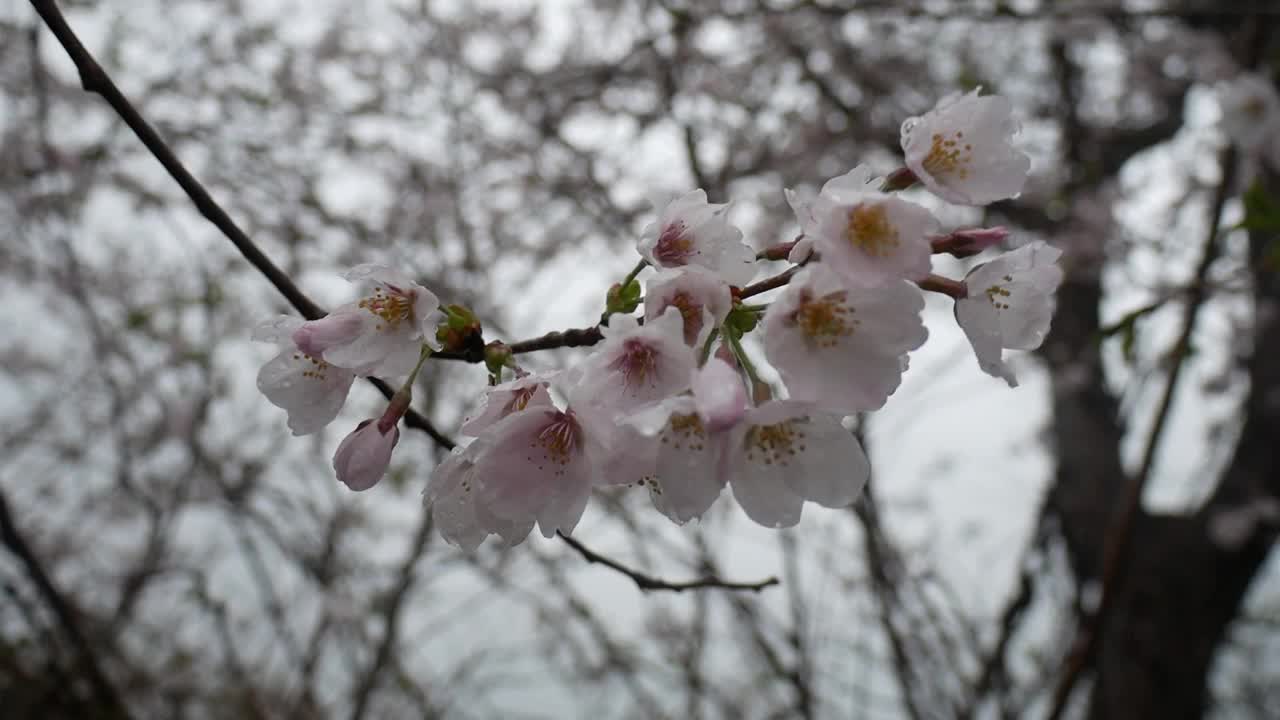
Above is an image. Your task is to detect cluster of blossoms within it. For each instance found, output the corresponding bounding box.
[254,89,1064,549]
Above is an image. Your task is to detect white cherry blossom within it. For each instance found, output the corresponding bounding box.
[726,401,870,528]
[469,402,615,538]
[425,443,536,550]
[644,266,733,347]
[955,241,1064,387]
[787,165,938,287]
[900,89,1031,205]
[638,190,756,286]
[763,265,927,413]
[605,359,748,523]
[572,308,697,415]
[1217,73,1280,162]
[253,315,355,436]
[292,264,443,377]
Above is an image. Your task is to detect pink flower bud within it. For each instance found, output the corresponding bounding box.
[333,419,400,491]
[692,358,747,433]
[292,313,365,358]
[930,226,1009,258]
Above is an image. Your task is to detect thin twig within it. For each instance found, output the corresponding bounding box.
[0,488,135,720]
[29,0,455,449]
[349,511,434,720]
[739,265,802,300]
[557,533,778,592]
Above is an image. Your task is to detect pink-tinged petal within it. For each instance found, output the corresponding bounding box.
[333,421,400,491]
[460,375,555,437]
[292,312,365,358]
[535,471,593,537]
[321,318,418,376]
[473,408,592,530]
[692,358,747,433]
[644,267,733,347]
[571,308,696,414]
[638,190,756,285]
[256,348,355,435]
[425,448,489,551]
[427,442,536,550]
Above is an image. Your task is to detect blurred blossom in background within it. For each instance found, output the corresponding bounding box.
[2,1,1280,718]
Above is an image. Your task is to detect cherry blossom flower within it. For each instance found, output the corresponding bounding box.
[425,443,535,550]
[955,241,1064,387]
[606,359,747,523]
[638,190,756,286]
[253,315,355,436]
[572,308,697,415]
[469,402,615,538]
[762,265,927,413]
[1217,73,1280,161]
[900,89,1031,205]
[726,401,870,528]
[292,264,443,377]
[333,419,400,491]
[786,165,938,287]
[644,267,733,347]
[460,373,555,436]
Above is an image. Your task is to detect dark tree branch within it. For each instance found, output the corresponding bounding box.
[557,533,779,593]
[349,511,434,720]
[0,488,135,720]
[1047,145,1239,720]
[29,0,457,450]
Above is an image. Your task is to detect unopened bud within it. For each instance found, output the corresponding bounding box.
[931,226,1009,258]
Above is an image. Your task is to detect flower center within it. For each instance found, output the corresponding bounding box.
[983,274,1014,310]
[611,339,660,389]
[922,130,973,181]
[662,413,707,451]
[792,291,856,348]
[359,284,415,331]
[654,222,695,266]
[845,203,900,257]
[745,420,808,466]
[667,291,704,345]
[294,352,333,380]
[533,412,581,468]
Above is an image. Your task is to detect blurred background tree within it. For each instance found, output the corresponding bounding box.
[2,1,1278,718]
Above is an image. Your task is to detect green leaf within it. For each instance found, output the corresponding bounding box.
[1236,180,1280,233]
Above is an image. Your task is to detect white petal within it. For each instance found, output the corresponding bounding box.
[650,414,727,524]
[252,315,304,345]
[256,349,355,435]
[778,414,868,508]
[460,375,555,436]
